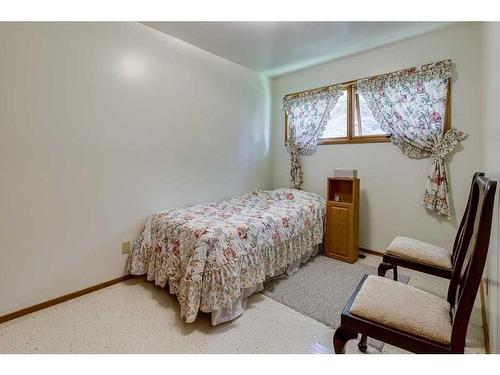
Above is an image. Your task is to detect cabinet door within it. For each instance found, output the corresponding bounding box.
[326,204,352,257]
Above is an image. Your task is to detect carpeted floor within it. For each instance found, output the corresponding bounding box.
[263,255,409,351]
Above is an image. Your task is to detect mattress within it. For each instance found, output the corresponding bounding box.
[127,188,325,323]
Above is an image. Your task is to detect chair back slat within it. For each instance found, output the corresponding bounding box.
[447,173,483,303]
[451,172,484,265]
[447,175,482,303]
[449,176,496,352]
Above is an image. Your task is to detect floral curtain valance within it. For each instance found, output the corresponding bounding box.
[357,59,467,216]
[283,85,343,189]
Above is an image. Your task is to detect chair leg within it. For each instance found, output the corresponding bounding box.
[377,261,392,277]
[358,334,368,352]
[333,326,358,354]
[393,265,398,281]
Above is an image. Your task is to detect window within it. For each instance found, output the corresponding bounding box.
[353,88,387,137]
[322,89,348,139]
[285,83,391,145]
[320,83,390,144]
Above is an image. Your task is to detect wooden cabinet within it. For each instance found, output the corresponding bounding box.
[325,177,359,263]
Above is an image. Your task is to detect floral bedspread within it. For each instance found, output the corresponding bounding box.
[127,188,325,323]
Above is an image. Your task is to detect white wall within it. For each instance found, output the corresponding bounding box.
[0,22,272,316]
[271,23,483,253]
[482,22,500,354]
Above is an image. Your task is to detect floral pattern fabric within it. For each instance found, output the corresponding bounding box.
[283,86,343,189]
[357,60,467,216]
[127,188,325,323]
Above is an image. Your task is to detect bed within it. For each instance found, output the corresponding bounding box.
[127,188,325,325]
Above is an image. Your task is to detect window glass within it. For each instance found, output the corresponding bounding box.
[321,90,348,139]
[353,91,387,137]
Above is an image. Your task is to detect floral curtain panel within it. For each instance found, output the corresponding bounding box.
[357,60,467,216]
[283,86,342,189]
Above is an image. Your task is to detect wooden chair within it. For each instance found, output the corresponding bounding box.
[358,172,484,352]
[333,175,496,354]
[378,172,484,282]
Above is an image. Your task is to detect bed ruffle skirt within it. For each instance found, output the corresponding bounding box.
[127,217,324,323]
[210,243,318,325]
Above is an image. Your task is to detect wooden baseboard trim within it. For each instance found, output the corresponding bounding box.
[480,279,491,354]
[359,247,383,257]
[0,274,138,325]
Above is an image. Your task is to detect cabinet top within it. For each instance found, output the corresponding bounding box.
[327,177,359,181]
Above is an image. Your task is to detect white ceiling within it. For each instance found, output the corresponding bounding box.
[142,22,451,76]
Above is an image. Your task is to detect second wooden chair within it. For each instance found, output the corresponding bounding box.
[359,171,484,352]
[334,175,496,354]
[378,172,484,281]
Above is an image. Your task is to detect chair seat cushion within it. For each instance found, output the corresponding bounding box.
[350,275,452,345]
[387,236,452,270]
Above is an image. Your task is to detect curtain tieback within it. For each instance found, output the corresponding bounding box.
[430,149,446,162]
[431,128,469,162]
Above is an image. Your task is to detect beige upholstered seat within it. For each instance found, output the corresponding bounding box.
[387,236,452,270]
[350,275,452,345]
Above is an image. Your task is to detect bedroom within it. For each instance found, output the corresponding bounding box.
[1,0,500,372]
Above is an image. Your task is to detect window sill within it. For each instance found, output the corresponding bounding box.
[318,135,391,145]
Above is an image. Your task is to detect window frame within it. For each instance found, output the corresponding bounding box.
[284,80,451,146]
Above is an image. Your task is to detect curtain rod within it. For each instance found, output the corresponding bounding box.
[283,59,451,100]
